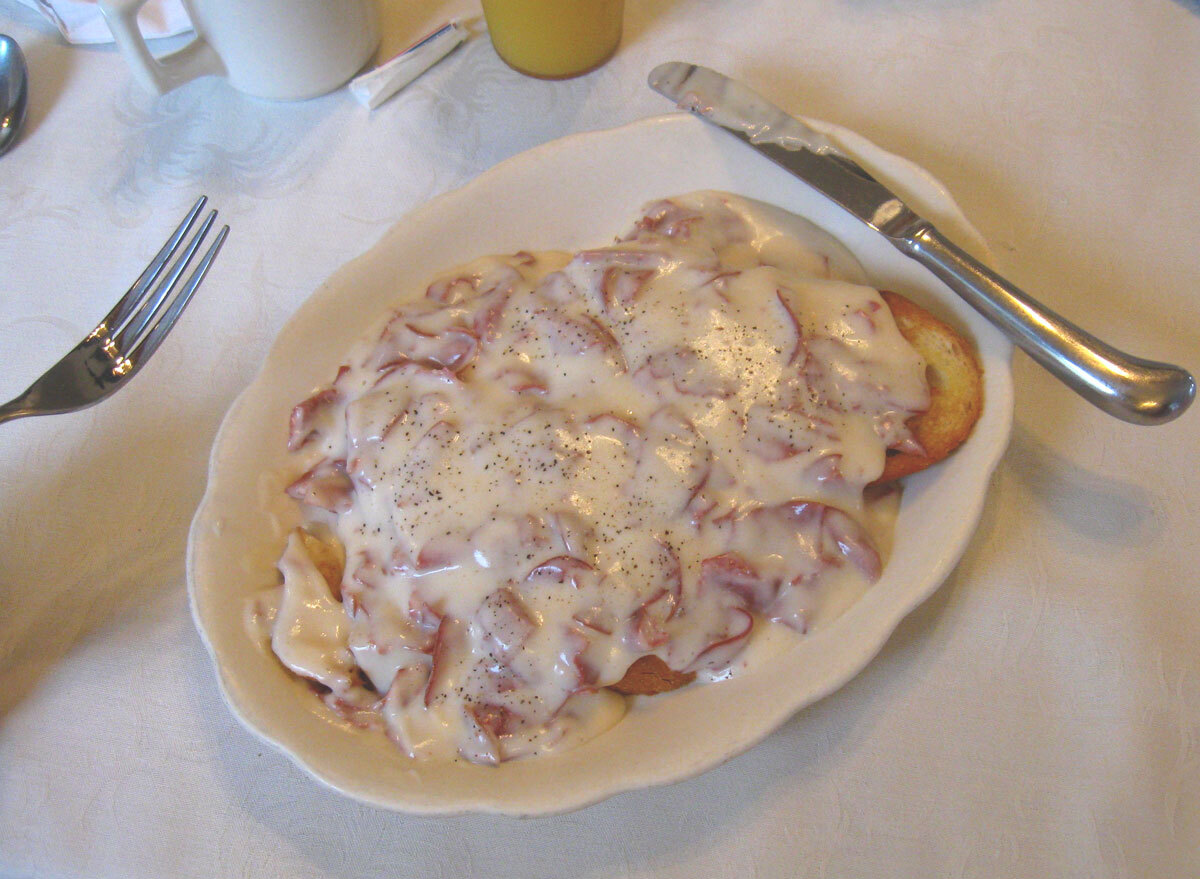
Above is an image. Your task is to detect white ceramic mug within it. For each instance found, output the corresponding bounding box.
[99,0,380,100]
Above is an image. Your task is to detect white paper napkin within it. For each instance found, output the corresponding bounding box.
[14,0,192,44]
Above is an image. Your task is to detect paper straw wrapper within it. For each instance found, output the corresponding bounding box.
[349,20,468,110]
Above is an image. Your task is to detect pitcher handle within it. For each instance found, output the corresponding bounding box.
[99,0,225,94]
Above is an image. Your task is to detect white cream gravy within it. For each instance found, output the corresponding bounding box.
[258,192,929,764]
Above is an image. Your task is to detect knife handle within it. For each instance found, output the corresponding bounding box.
[894,223,1195,425]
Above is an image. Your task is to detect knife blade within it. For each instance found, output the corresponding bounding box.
[648,62,916,236]
[647,61,1195,426]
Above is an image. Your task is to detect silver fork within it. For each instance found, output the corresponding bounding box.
[0,196,228,425]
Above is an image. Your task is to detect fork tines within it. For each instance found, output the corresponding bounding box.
[102,196,229,373]
[0,197,229,425]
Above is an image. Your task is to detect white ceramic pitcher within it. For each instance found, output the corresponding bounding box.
[99,0,380,100]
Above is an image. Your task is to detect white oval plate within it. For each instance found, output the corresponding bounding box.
[188,113,1013,816]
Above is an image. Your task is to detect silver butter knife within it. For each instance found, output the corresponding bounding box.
[649,61,1195,426]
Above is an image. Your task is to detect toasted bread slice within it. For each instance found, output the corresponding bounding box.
[876,291,983,483]
[289,292,980,703]
[297,528,346,598]
[607,292,982,698]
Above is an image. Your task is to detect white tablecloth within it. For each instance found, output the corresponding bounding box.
[2,0,1198,876]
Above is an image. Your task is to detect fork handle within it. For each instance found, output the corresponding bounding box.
[0,396,35,425]
[895,222,1196,425]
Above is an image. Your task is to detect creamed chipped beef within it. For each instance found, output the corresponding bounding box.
[258,192,930,764]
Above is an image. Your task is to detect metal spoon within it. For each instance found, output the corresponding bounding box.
[0,35,29,156]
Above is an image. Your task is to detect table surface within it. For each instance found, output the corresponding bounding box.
[2,1,1198,876]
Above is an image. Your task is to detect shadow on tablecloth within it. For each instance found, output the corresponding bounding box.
[182,489,983,878]
[0,377,220,720]
[181,419,1163,878]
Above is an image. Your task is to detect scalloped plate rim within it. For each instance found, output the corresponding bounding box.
[187,112,1013,816]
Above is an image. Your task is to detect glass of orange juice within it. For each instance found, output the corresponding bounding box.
[481,0,625,79]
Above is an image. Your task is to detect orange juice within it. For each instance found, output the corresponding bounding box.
[481,0,625,79]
